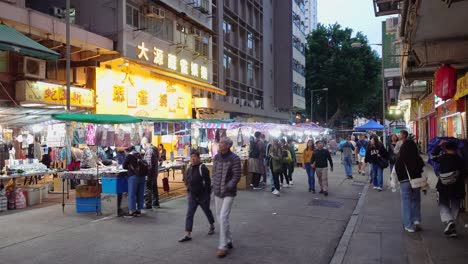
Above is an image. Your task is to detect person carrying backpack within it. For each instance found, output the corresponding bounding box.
[179,150,215,243]
[356,135,369,176]
[123,146,147,218]
[431,141,466,238]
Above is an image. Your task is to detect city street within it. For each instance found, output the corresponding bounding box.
[0,156,363,264]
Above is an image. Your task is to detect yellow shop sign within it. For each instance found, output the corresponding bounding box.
[16,81,94,108]
[454,73,468,100]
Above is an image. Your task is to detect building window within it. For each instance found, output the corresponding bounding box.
[292,59,305,77]
[126,4,139,28]
[247,62,253,82]
[247,32,253,49]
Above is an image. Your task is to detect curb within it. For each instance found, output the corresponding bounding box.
[329,183,370,264]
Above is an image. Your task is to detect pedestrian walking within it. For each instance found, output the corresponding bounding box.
[260,134,268,185]
[395,139,424,233]
[302,139,315,192]
[249,132,265,189]
[122,146,146,218]
[431,141,466,238]
[287,139,297,185]
[356,135,369,176]
[269,139,283,196]
[388,134,398,173]
[311,141,333,196]
[279,139,292,188]
[141,137,160,209]
[212,137,241,258]
[365,135,389,191]
[340,136,355,179]
[179,150,215,243]
[264,137,274,192]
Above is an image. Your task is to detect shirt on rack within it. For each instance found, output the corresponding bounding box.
[106,126,115,147]
[86,124,96,145]
[73,126,86,145]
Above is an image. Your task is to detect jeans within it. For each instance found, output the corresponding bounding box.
[215,196,234,250]
[185,192,215,232]
[304,163,315,190]
[370,163,383,188]
[438,194,461,223]
[128,175,145,211]
[343,156,353,177]
[287,164,294,182]
[280,164,290,185]
[400,181,421,229]
[145,171,160,208]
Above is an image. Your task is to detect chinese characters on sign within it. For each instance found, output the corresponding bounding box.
[137,42,208,80]
[23,81,94,108]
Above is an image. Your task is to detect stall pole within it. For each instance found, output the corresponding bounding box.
[62,178,65,213]
[65,0,71,111]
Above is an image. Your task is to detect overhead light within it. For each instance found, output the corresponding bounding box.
[20,103,46,107]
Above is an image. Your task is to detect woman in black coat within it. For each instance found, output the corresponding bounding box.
[364,135,388,191]
[394,140,425,233]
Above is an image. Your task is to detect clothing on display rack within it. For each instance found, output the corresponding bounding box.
[95,126,104,146]
[106,126,115,147]
[86,124,96,145]
[73,125,86,145]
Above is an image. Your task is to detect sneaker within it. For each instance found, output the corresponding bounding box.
[413,221,422,231]
[178,236,192,243]
[447,229,458,238]
[319,190,324,194]
[217,249,228,258]
[324,191,329,196]
[227,242,234,249]
[347,176,354,179]
[134,210,142,216]
[124,212,136,219]
[377,187,383,192]
[208,225,215,235]
[272,190,280,196]
[373,186,378,190]
[444,221,456,235]
[284,184,291,188]
[405,227,416,233]
[290,181,294,185]
[250,184,254,187]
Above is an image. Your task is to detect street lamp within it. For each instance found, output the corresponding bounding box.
[310,87,329,123]
[351,42,386,146]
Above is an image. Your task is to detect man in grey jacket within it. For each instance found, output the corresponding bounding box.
[212,137,241,258]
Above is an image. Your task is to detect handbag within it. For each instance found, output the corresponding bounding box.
[377,158,389,169]
[404,163,428,189]
[162,176,170,192]
[439,171,459,185]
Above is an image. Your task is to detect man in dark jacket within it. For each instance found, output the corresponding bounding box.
[141,137,160,210]
[212,137,241,258]
[311,141,333,196]
[179,150,215,243]
[432,141,466,237]
[123,146,146,218]
[340,136,355,179]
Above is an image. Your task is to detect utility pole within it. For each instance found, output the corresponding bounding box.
[66,0,71,111]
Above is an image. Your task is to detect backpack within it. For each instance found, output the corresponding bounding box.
[359,146,366,157]
[189,164,209,196]
[134,153,149,177]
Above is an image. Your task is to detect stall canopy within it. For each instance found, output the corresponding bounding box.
[355,120,384,131]
[52,113,141,124]
[0,24,60,60]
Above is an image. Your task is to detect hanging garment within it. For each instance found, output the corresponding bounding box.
[95,126,104,146]
[73,126,86,145]
[114,128,125,147]
[106,126,115,147]
[86,124,96,145]
[207,129,216,140]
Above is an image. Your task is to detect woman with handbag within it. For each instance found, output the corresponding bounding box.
[365,135,389,191]
[269,139,283,196]
[431,141,466,238]
[395,140,425,233]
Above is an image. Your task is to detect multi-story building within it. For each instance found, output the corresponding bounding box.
[305,0,318,33]
[197,0,306,121]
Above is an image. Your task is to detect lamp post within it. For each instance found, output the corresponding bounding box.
[310,87,329,123]
[351,42,386,146]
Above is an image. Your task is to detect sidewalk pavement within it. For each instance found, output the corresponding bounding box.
[339,164,468,264]
[0,157,363,264]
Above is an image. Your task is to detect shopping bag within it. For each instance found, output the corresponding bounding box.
[388,166,398,190]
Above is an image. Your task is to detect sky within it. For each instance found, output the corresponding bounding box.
[317,0,389,56]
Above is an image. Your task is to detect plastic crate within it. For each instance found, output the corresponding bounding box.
[101,177,128,194]
[75,197,101,213]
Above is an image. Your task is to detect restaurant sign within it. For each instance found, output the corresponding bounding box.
[16,81,94,108]
[137,42,208,81]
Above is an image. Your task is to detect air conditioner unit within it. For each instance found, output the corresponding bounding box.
[50,7,65,18]
[190,27,202,37]
[143,5,165,19]
[23,57,46,79]
[386,17,399,32]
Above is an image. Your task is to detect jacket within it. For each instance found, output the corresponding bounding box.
[122,151,139,176]
[340,142,355,159]
[184,163,211,196]
[212,151,242,198]
[269,145,283,173]
[364,144,388,164]
[311,149,333,169]
[288,145,296,162]
[302,149,313,165]
[143,145,159,176]
[395,154,424,183]
[432,146,466,199]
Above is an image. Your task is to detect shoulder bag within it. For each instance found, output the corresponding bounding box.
[404,163,428,189]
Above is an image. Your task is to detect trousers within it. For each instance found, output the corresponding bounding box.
[185,192,215,232]
[315,167,329,192]
[215,196,234,250]
[145,171,160,208]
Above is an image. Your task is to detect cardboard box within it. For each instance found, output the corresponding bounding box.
[76,184,102,198]
[53,178,70,193]
[25,188,40,206]
[101,193,128,216]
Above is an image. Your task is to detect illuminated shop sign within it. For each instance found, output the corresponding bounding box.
[137,42,208,80]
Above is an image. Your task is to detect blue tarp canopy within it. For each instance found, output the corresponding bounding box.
[355,120,384,131]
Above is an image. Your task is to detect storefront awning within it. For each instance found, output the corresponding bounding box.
[150,68,226,96]
[52,113,141,124]
[0,24,60,60]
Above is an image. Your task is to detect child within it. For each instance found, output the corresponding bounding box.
[431,141,466,237]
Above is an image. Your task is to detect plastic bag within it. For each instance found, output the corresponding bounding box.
[389,166,398,192]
